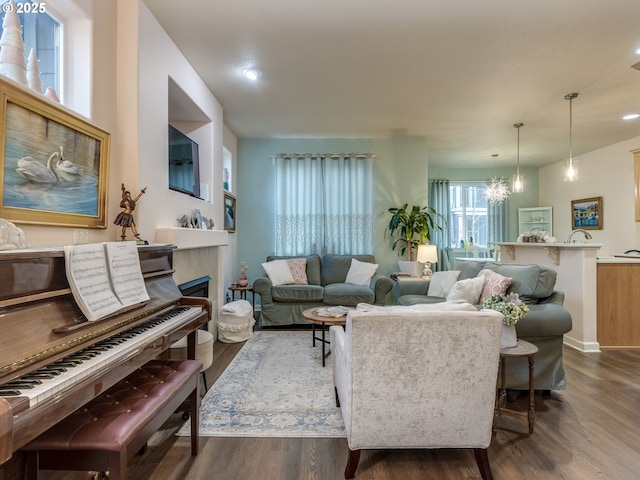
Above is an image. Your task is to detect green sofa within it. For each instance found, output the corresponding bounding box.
[395,259,572,391]
[254,254,393,327]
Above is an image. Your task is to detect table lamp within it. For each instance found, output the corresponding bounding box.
[417,244,438,277]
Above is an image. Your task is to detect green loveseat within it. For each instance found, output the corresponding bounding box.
[395,259,572,391]
[254,254,393,327]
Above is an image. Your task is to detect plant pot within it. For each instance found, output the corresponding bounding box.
[238,275,249,287]
[501,324,517,348]
[398,260,422,276]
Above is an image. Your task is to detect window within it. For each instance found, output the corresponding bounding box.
[274,153,374,256]
[450,182,489,247]
[0,1,61,94]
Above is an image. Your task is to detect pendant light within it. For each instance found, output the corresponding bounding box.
[512,122,524,193]
[564,92,579,182]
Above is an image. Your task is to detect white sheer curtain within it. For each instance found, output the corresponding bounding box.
[275,153,373,256]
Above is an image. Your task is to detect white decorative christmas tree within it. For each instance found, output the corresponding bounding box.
[0,0,28,86]
[26,48,43,93]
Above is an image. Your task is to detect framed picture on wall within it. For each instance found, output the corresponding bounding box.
[0,78,110,228]
[224,191,236,232]
[571,196,602,230]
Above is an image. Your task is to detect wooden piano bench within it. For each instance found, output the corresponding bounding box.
[21,359,202,480]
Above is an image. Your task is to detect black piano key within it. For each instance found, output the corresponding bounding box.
[0,390,21,396]
[1,383,34,389]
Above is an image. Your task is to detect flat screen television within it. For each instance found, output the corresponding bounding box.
[168,125,201,198]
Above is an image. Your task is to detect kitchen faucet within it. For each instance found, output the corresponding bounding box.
[566,229,592,243]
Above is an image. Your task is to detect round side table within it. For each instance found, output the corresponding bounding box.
[228,284,254,311]
[494,339,538,434]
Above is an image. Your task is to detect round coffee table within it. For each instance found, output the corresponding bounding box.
[303,307,350,367]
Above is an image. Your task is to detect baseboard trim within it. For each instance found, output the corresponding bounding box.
[564,335,601,353]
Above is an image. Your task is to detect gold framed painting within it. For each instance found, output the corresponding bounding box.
[0,78,110,228]
[571,196,602,230]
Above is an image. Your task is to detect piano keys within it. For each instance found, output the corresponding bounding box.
[0,244,211,466]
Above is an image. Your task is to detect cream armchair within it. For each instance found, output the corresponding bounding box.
[330,303,503,479]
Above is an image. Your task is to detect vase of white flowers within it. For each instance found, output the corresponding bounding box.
[482,292,529,348]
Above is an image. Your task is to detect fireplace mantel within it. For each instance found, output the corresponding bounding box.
[154,227,228,250]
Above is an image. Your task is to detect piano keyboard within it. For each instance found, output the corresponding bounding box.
[0,306,202,407]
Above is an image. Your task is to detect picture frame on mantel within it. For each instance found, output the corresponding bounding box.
[224,191,236,232]
[571,196,602,230]
[0,78,110,228]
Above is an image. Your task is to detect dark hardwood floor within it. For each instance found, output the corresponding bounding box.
[20,340,640,480]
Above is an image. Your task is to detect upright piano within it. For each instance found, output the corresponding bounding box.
[0,243,210,467]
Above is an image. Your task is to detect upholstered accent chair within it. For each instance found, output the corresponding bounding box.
[330,304,503,479]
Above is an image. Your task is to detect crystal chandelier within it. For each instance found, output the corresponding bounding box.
[484,176,511,205]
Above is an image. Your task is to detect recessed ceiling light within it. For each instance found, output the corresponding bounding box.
[242,68,261,80]
[623,113,640,120]
[636,48,640,55]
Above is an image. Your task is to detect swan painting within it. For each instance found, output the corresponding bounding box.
[15,148,62,184]
[56,146,81,174]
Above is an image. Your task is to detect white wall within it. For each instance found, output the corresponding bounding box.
[539,135,640,257]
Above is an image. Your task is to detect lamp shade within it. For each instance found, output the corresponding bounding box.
[417,244,438,264]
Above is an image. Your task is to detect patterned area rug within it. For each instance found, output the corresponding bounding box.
[177,330,346,437]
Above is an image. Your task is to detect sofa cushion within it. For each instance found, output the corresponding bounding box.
[398,295,446,306]
[323,283,374,306]
[267,254,322,285]
[345,258,378,286]
[487,263,556,302]
[427,270,460,297]
[446,276,484,304]
[322,254,376,286]
[478,269,512,303]
[262,259,295,286]
[271,284,324,302]
[454,259,487,280]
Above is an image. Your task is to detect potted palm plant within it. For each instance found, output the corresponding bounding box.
[386,203,445,264]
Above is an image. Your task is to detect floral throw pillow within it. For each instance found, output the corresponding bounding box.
[286,258,308,285]
[478,269,512,303]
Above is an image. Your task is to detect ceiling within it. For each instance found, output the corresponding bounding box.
[143,0,640,169]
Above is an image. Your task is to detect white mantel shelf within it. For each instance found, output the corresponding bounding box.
[154,227,228,250]
[496,242,603,266]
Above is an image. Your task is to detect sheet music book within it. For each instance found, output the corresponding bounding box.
[64,241,150,322]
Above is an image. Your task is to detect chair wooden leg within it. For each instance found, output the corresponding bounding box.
[335,386,340,407]
[473,448,494,480]
[344,448,361,479]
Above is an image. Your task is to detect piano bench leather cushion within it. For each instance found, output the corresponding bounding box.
[23,359,201,453]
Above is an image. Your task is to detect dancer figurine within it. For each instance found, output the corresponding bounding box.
[114,183,147,242]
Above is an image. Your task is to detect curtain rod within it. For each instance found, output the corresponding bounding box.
[269,153,374,160]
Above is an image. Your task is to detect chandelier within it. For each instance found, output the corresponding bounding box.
[484,176,511,205]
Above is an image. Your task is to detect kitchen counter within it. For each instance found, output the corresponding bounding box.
[597,260,640,348]
[496,242,602,266]
[495,241,601,352]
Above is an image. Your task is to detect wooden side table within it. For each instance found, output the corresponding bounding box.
[228,284,254,310]
[302,308,349,367]
[494,339,539,434]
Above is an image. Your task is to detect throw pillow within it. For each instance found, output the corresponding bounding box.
[446,276,485,304]
[427,270,461,297]
[345,258,378,286]
[261,259,295,286]
[477,268,512,303]
[286,257,308,285]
